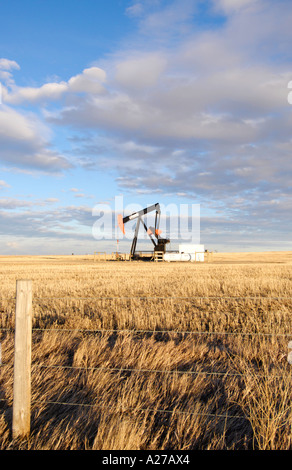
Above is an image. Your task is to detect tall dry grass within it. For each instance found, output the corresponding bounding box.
[0,252,292,449]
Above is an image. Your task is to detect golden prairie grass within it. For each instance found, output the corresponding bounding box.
[0,251,292,450]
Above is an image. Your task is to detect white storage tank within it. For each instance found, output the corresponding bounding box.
[164,244,205,262]
[179,244,204,262]
[164,253,193,262]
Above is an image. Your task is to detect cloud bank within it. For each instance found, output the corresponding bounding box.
[1,0,292,252]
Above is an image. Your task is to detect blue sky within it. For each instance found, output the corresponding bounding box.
[1,0,292,255]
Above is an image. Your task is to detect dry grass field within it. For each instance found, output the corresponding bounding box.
[1,251,292,450]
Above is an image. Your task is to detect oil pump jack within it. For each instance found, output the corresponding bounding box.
[117,203,170,260]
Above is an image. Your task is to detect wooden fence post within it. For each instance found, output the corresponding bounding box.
[12,280,32,440]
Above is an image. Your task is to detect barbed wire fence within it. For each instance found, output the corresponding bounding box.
[1,280,292,440]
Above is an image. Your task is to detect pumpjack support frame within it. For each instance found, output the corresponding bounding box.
[117,203,170,259]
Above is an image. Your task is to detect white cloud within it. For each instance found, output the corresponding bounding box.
[45,198,59,203]
[0,58,20,86]
[0,180,10,189]
[213,0,260,14]
[0,105,71,171]
[117,140,159,154]
[0,105,40,141]
[0,58,20,71]
[4,82,68,105]
[51,61,286,145]
[5,241,19,249]
[115,53,167,89]
[3,66,107,105]
[68,67,106,93]
[137,0,198,38]
[125,2,144,18]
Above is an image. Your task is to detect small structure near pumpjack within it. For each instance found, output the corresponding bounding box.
[164,244,205,262]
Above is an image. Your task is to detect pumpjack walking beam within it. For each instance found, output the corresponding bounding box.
[122,203,160,225]
[117,203,170,259]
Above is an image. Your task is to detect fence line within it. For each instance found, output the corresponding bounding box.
[0,357,290,380]
[0,397,244,420]
[1,280,292,440]
[30,328,292,338]
[3,295,292,301]
[29,399,247,420]
[33,363,292,380]
[1,326,292,338]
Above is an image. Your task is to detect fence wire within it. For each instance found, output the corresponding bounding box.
[30,399,248,420]
[1,293,292,424]
[1,326,292,338]
[2,295,292,301]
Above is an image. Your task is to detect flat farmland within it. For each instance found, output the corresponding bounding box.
[1,252,292,450]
